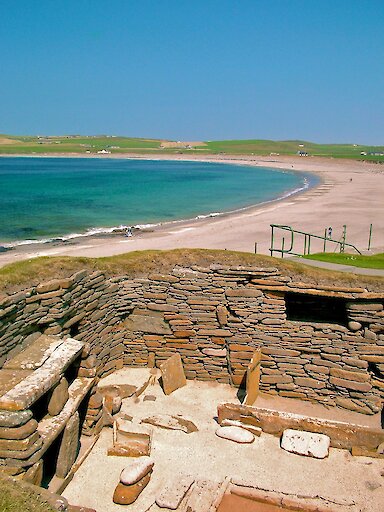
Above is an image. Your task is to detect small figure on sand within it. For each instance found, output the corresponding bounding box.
[125,227,133,237]
[328,227,333,239]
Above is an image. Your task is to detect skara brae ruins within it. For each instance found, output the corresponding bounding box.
[0,261,383,511]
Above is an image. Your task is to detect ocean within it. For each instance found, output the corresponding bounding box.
[0,157,317,247]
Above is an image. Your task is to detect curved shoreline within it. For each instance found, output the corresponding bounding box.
[0,153,383,267]
[0,156,317,249]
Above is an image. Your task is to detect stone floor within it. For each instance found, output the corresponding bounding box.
[63,369,384,512]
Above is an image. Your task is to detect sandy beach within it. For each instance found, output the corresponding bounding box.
[0,154,383,267]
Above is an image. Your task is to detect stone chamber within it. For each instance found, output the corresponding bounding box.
[0,262,383,511]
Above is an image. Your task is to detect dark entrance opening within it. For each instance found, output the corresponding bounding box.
[285,292,348,325]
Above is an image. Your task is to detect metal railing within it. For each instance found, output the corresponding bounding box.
[269,224,362,258]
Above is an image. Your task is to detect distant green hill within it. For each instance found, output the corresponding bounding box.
[0,134,383,161]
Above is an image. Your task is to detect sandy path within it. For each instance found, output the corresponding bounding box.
[1,155,383,267]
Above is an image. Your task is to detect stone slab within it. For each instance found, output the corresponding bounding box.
[245,350,261,406]
[218,402,384,450]
[141,414,198,434]
[0,370,33,397]
[120,456,154,485]
[56,411,80,478]
[0,337,84,411]
[215,426,255,444]
[221,419,262,437]
[156,475,195,509]
[0,409,33,428]
[160,353,186,395]
[281,429,330,458]
[124,314,172,334]
[97,384,137,399]
[113,472,151,505]
[0,418,38,440]
[3,335,63,370]
[0,431,40,452]
[48,376,69,416]
[107,441,150,457]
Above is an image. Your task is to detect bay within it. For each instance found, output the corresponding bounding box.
[0,157,316,245]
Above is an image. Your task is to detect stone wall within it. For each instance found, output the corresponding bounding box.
[0,265,383,416]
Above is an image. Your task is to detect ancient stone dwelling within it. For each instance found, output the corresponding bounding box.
[0,264,383,489]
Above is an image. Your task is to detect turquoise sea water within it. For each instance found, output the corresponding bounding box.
[0,157,317,246]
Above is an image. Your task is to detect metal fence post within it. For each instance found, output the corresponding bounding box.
[368,223,373,251]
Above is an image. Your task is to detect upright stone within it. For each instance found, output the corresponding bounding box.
[48,376,69,416]
[148,352,155,368]
[160,353,186,395]
[245,350,261,406]
[55,411,80,478]
[24,461,43,486]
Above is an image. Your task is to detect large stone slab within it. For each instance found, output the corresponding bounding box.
[156,475,195,509]
[160,353,186,395]
[55,411,80,478]
[218,402,384,450]
[0,337,84,411]
[0,418,37,440]
[281,429,330,459]
[3,335,63,370]
[0,370,33,397]
[245,350,261,406]
[0,409,33,428]
[0,431,39,451]
[124,314,172,335]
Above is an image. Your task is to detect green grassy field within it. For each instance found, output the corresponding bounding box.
[0,134,383,161]
[303,252,384,269]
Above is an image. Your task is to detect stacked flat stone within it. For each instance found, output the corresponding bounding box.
[0,409,40,476]
[83,392,104,435]
[0,335,90,481]
[113,457,154,505]
[0,265,383,426]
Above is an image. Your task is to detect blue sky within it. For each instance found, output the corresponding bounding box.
[1,1,383,143]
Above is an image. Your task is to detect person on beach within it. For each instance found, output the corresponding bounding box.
[125,227,132,237]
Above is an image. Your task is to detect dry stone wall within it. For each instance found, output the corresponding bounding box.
[0,265,383,417]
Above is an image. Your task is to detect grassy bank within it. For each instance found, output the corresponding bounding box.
[0,134,383,162]
[0,249,383,295]
[0,476,55,512]
[303,252,384,269]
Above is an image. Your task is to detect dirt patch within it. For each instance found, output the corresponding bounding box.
[0,137,22,145]
[160,141,207,148]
